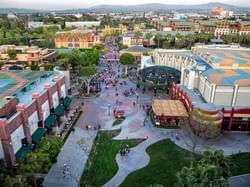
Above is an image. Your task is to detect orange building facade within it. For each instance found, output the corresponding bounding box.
[54,30,100,49]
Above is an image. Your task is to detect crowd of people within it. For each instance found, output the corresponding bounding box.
[119,145,130,156]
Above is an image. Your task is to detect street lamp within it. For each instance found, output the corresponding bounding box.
[108,104,111,116]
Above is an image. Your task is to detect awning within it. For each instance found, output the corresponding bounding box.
[15,144,33,161]
[32,128,47,144]
[63,96,72,107]
[44,115,56,129]
[152,99,188,117]
[55,104,64,116]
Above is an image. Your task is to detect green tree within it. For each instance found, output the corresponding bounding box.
[58,53,70,70]
[176,150,231,187]
[81,50,100,66]
[78,65,97,94]
[7,48,17,60]
[19,136,63,174]
[119,53,135,75]
[19,152,51,174]
[155,33,162,48]
[43,63,55,71]
[145,33,152,46]
[70,48,81,70]
[134,31,142,38]
[36,136,63,161]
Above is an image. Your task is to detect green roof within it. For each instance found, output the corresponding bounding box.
[32,128,47,144]
[44,115,56,129]
[151,31,195,36]
[122,46,152,53]
[55,104,64,116]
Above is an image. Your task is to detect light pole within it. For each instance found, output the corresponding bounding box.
[108,104,111,116]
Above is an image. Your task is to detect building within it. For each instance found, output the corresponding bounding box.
[7,12,18,20]
[151,19,172,31]
[0,45,57,68]
[119,24,127,34]
[54,29,100,49]
[120,46,153,63]
[0,70,71,166]
[172,21,198,32]
[199,20,217,34]
[122,33,145,47]
[211,7,223,16]
[102,25,117,36]
[214,21,238,36]
[238,21,250,35]
[27,22,61,29]
[133,24,141,32]
[141,45,250,135]
[65,21,101,28]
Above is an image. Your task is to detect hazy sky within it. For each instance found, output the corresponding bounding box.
[0,0,249,10]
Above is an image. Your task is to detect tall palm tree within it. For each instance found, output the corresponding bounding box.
[155,33,162,48]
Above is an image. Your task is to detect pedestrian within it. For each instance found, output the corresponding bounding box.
[63,170,66,178]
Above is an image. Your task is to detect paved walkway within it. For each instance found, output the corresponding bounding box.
[103,133,168,187]
[229,174,250,187]
[43,127,97,187]
[43,96,100,187]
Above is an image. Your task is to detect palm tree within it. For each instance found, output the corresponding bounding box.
[145,32,152,47]
[155,33,162,48]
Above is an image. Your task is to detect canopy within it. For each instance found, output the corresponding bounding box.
[63,96,72,107]
[15,144,33,161]
[44,115,56,129]
[55,104,64,116]
[152,99,188,117]
[32,128,47,144]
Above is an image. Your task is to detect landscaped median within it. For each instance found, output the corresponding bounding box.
[80,130,143,187]
[112,116,125,126]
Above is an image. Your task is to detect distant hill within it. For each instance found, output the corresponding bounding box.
[0,2,249,14]
[0,8,42,14]
[90,2,250,12]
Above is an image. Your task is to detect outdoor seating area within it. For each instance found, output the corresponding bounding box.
[152,99,188,126]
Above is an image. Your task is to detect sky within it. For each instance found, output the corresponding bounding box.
[0,0,249,10]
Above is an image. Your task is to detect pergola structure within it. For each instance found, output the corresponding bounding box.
[152,99,188,126]
[138,66,181,91]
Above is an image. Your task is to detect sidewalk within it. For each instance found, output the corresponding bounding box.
[43,127,97,187]
[229,174,250,187]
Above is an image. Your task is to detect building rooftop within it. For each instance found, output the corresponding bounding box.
[194,47,250,68]
[202,69,250,86]
[151,31,195,36]
[0,70,58,105]
[154,49,211,72]
[152,99,188,117]
[121,46,153,53]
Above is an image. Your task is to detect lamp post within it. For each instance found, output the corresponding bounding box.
[108,104,111,116]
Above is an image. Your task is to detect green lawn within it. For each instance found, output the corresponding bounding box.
[230,152,250,176]
[80,130,143,187]
[80,129,250,187]
[120,139,196,187]
[112,117,125,126]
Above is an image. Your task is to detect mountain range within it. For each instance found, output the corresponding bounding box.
[0,2,249,14]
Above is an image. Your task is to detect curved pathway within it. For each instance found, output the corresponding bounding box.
[103,133,167,187]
